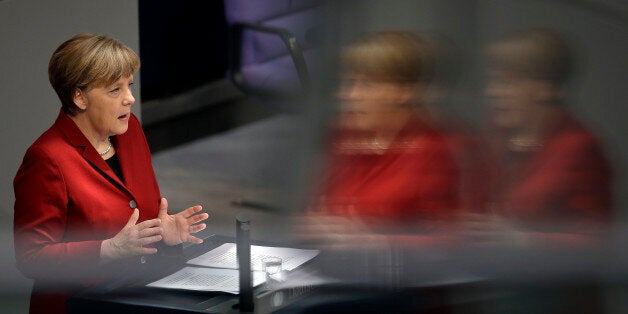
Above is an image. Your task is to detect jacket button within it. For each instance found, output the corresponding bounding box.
[129,200,137,209]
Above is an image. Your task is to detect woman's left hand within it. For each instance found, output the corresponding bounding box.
[158,197,209,246]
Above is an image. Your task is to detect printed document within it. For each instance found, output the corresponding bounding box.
[187,243,319,271]
[147,267,266,294]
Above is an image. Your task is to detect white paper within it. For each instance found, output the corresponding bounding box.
[187,243,319,271]
[147,266,266,294]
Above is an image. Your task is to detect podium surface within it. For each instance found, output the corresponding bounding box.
[66,235,316,314]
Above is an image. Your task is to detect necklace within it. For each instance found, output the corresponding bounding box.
[508,137,543,152]
[371,137,388,154]
[99,138,112,156]
[372,137,386,150]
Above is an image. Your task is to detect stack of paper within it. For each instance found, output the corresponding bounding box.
[187,243,320,271]
[147,243,319,294]
[147,267,266,294]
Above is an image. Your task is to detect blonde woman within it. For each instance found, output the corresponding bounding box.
[14,33,209,314]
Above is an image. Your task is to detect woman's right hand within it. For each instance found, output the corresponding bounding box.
[100,208,163,263]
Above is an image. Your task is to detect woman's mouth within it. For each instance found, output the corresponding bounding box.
[118,113,130,120]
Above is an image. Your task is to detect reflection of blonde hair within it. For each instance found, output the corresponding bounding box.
[48,33,140,115]
[487,28,572,85]
[343,31,434,84]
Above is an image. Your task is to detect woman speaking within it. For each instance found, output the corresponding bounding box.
[13,33,209,314]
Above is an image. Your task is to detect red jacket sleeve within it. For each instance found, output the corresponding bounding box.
[13,145,103,283]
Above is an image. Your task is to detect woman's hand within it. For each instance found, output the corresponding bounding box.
[158,197,209,246]
[100,208,162,263]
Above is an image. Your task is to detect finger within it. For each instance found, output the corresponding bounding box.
[139,234,162,246]
[139,226,163,238]
[125,208,140,227]
[158,197,168,217]
[189,223,206,234]
[136,218,161,229]
[138,247,158,255]
[180,205,203,218]
[187,212,209,224]
[185,235,203,244]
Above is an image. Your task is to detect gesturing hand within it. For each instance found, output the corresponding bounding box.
[158,197,209,246]
[101,208,162,263]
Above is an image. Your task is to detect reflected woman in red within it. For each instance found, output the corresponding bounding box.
[483,29,613,243]
[300,31,460,248]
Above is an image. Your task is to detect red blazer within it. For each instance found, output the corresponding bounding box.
[14,110,162,313]
[488,110,613,232]
[317,113,460,229]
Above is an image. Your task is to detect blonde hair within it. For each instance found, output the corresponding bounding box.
[487,28,572,85]
[48,33,140,115]
[342,31,434,84]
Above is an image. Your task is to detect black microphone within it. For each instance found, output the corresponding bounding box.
[236,213,253,312]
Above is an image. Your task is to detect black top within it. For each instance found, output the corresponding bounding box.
[105,153,124,182]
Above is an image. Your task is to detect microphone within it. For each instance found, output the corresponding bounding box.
[236,213,253,312]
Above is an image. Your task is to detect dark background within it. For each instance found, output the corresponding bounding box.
[139,0,229,101]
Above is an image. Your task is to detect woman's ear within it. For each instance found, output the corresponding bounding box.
[73,89,87,110]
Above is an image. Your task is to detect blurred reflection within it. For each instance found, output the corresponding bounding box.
[423,35,493,214]
[298,31,460,251]
[291,28,617,314]
[477,28,614,246]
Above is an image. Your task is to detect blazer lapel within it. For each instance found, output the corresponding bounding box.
[54,110,132,195]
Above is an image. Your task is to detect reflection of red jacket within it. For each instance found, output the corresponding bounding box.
[318,114,459,227]
[14,111,162,313]
[489,110,613,232]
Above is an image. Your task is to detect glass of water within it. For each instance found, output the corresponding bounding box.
[262,256,284,289]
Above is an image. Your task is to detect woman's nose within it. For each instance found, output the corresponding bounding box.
[124,89,135,106]
[341,82,364,101]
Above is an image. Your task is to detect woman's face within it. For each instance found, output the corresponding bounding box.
[485,69,547,130]
[337,74,412,132]
[76,75,135,138]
